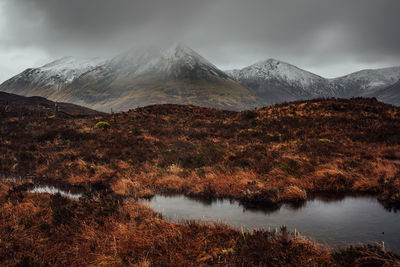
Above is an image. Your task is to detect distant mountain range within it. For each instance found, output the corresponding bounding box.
[0,44,399,111]
[226,59,400,106]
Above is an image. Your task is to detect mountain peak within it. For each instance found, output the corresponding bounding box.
[231,57,324,82]
[109,44,227,79]
[252,58,300,70]
[165,43,193,55]
[259,58,283,65]
[160,43,217,68]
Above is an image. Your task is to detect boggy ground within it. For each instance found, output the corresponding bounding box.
[0,183,399,266]
[1,97,399,206]
[1,97,400,265]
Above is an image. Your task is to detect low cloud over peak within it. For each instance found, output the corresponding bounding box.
[0,0,399,82]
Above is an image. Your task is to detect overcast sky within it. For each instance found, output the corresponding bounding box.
[0,0,399,82]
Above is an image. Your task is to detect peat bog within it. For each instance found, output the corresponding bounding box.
[1,97,400,265]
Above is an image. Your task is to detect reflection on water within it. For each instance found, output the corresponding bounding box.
[28,185,82,200]
[2,177,107,200]
[142,194,400,254]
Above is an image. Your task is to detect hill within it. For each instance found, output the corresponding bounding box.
[0,91,103,116]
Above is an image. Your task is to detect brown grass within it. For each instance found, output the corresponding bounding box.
[1,98,400,206]
[0,185,398,266]
[1,98,400,265]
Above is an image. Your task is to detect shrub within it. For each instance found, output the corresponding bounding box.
[94,121,111,130]
[318,138,334,144]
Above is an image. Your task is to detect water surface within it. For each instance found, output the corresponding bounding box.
[142,194,400,254]
[28,185,83,200]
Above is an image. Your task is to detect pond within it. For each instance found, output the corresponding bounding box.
[141,194,400,254]
[28,185,83,201]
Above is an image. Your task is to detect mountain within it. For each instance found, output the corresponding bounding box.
[227,60,400,105]
[0,45,259,112]
[226,59,333,105]
[329,66,400,97]
[368,79,400,106]
[0,91,103,116]
[2,45,400,111]
[0,56,104,98]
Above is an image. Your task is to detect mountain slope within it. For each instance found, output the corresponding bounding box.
[226,59,333,105]
[62,45,259,112]
[0,57,104,98]
[0,45,259,112]
[2,47,400,110]
[227,61,400,105]
[368,79,400,106]
[329,66,400,97]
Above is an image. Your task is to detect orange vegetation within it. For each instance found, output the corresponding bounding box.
[1,98,399,206]
[1,185,398,266]
[1,98,400,265]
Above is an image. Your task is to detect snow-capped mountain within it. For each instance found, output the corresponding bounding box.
[368,79,400,106]
[226,59,333,105]
[227,60,400,105]
[39,56,106,84]
[0,44,259,112]
[329,66,400,97]
[1,44,400,111]
[105,44,229,80]
[0,56,104,98]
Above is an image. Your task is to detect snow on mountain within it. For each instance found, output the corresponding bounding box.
[228,58,324,88]
[2,44,257,112]
[227,59,400,105]
[368,79,400,106]
[39,56,106,84]
[107,44,228,80]
[1,44,400,110]
[329,66,400,97]
[0,56,105,98]
[226,59,333,105]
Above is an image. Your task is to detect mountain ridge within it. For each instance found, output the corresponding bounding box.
[227,59,400,105]
[0,44,259,112]
[1,44,400,110]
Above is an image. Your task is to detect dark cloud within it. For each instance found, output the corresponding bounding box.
[0,0,399,81]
